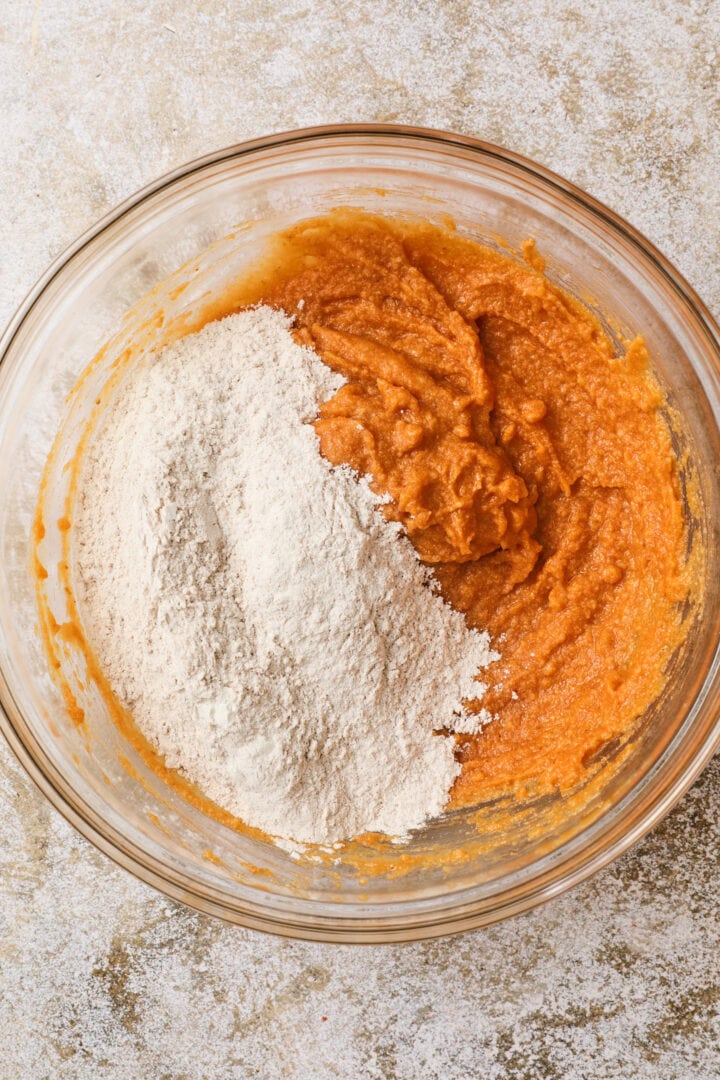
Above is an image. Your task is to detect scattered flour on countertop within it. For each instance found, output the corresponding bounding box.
[73,307,498,849]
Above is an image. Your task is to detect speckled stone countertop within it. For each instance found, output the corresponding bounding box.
[2,2,719,1077]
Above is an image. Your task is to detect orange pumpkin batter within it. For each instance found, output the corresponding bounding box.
[219,209,690,808]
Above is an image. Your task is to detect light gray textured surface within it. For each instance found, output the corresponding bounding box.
[1,1,719,1077]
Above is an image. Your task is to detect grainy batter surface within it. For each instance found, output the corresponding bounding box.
[223,209,690,805]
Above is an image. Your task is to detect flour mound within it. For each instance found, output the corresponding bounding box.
[73,307,497,849]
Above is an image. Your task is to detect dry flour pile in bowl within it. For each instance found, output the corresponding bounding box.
[73,307,497,851]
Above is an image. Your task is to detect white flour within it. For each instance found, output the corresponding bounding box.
[73,307,497,849]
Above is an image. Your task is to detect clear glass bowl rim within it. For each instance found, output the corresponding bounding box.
[1,122,719,943]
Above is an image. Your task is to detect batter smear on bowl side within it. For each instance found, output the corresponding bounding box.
[47,209,690,852]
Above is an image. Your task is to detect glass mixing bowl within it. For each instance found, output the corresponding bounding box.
[1,125,719,943]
